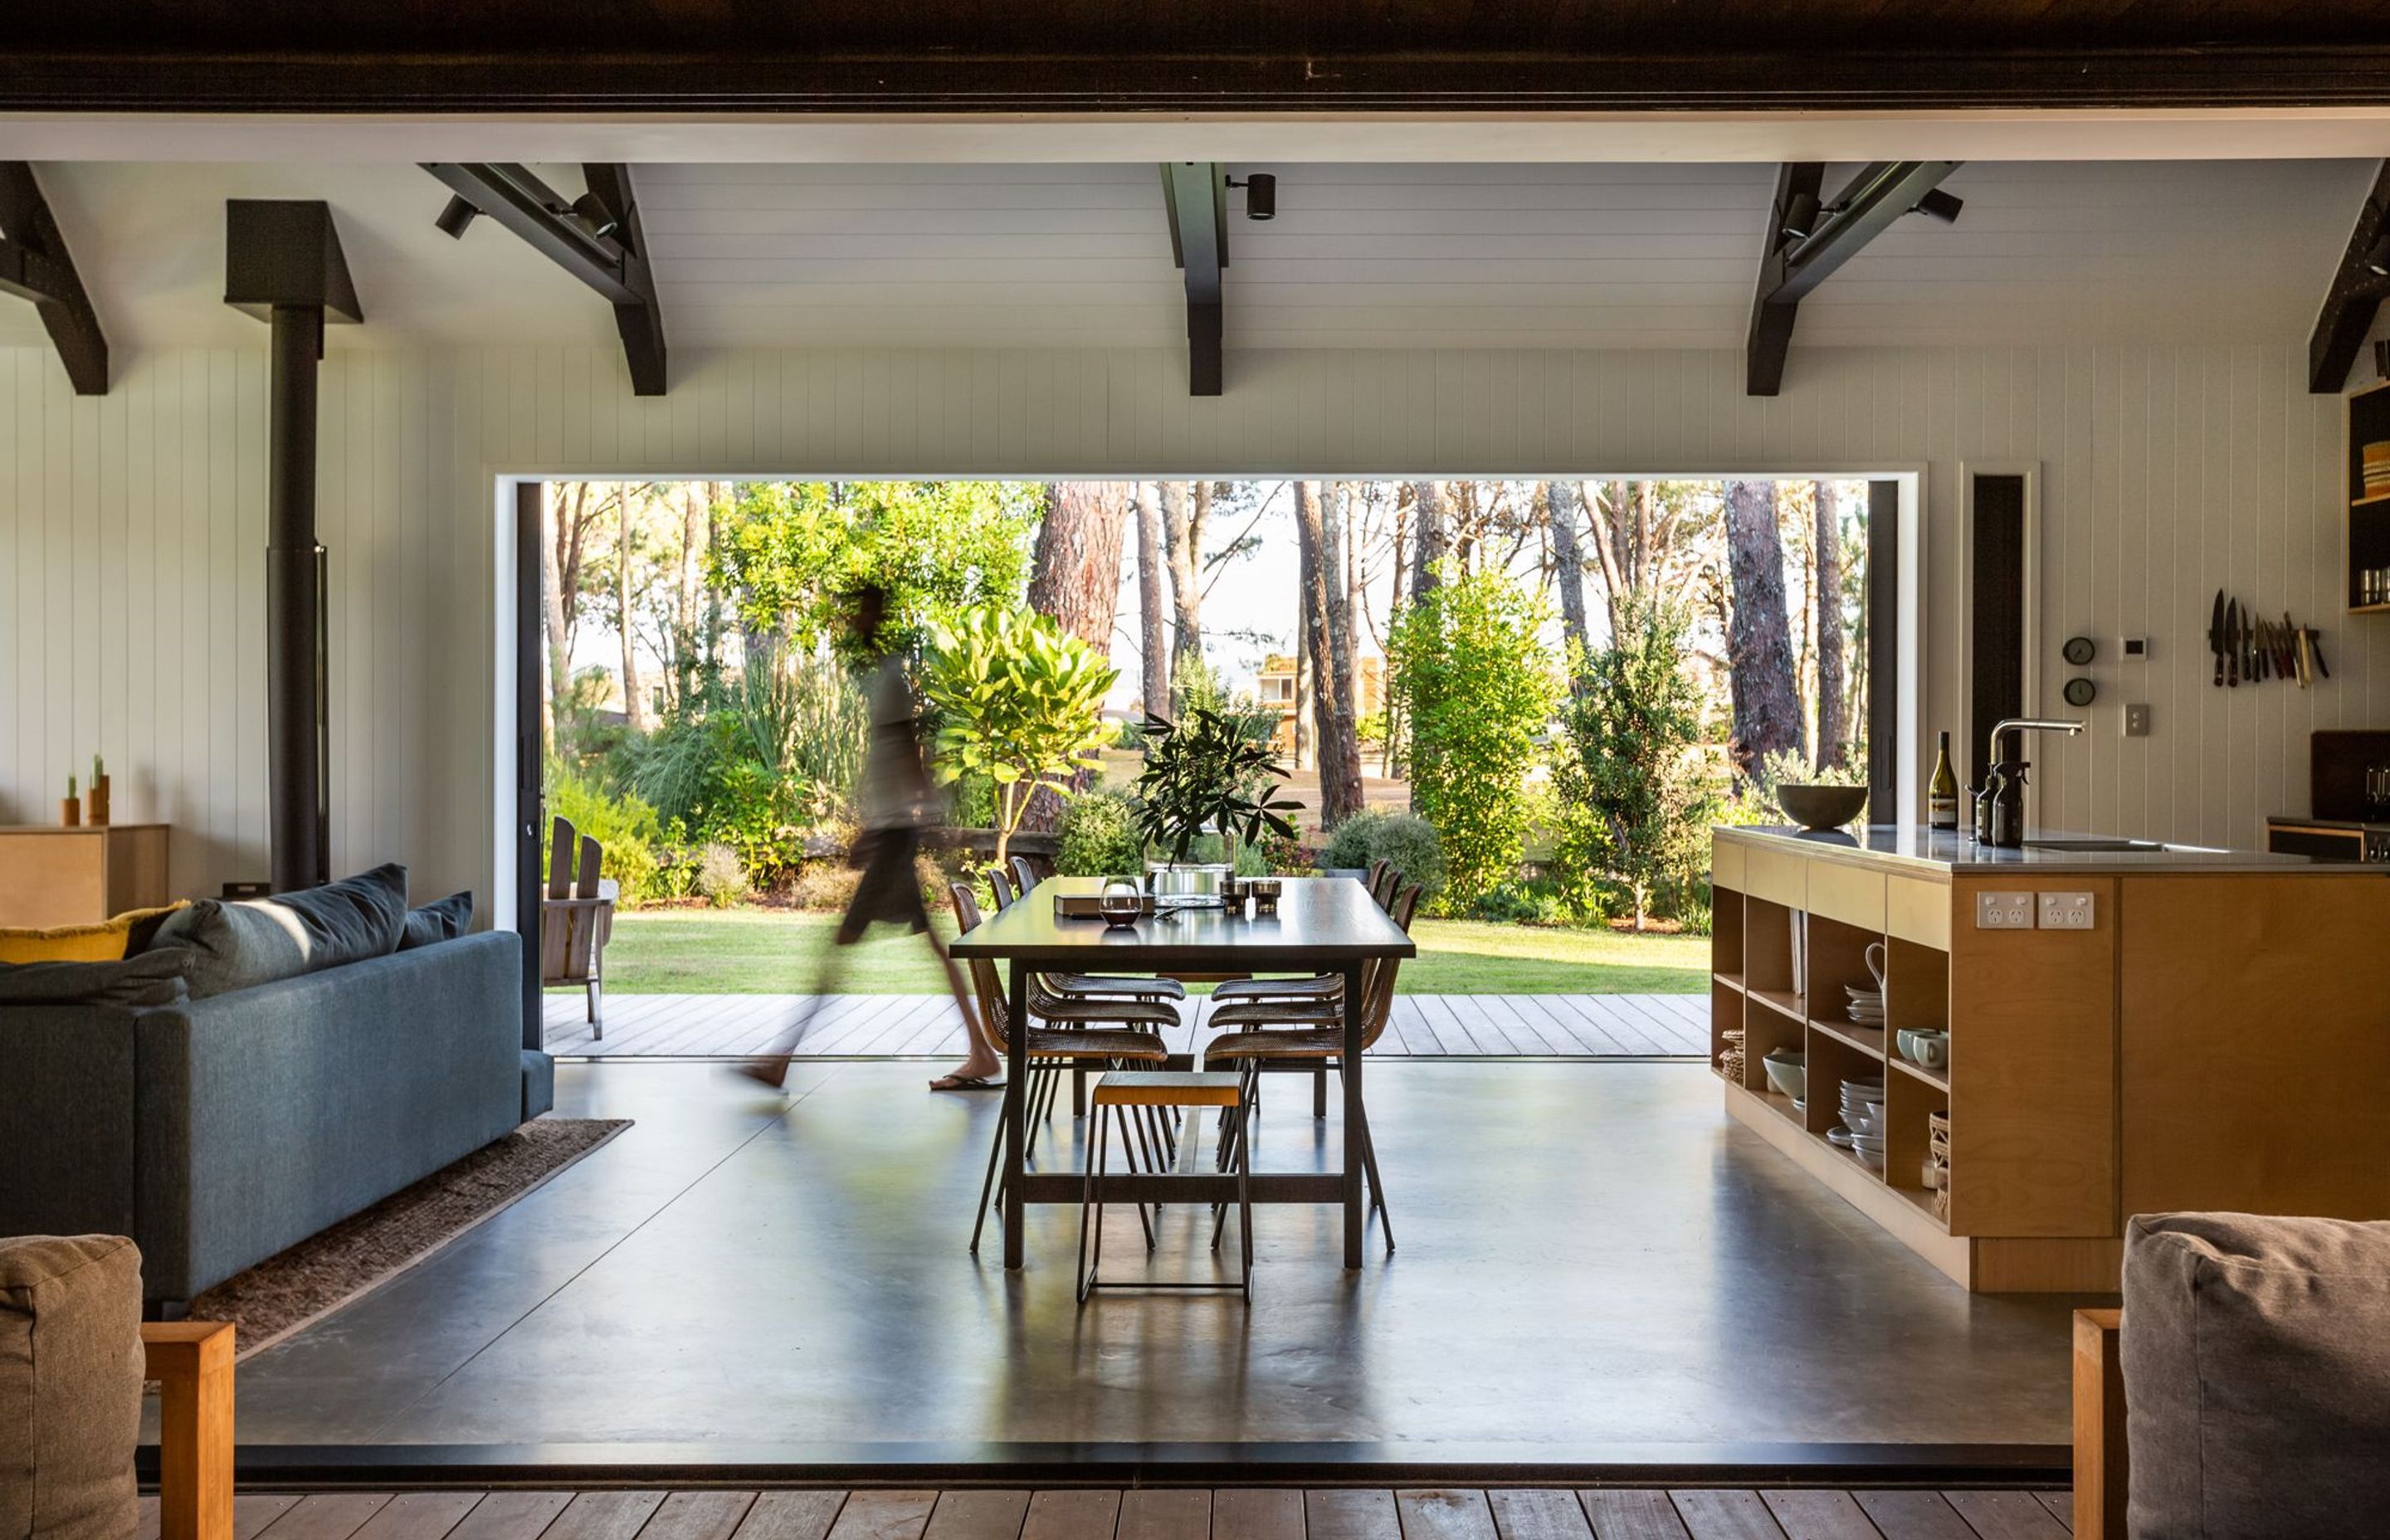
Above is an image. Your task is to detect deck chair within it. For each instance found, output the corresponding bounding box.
[540,814,617,1037]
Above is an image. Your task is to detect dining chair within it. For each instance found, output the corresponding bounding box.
[988,867,1189,1125]
[1200,880,1421,1251]
[949,880,1180,1255]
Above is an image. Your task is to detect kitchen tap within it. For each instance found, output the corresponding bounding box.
[1979,718,2085,847]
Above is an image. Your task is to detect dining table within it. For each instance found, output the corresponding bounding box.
[947,873,1416,1270]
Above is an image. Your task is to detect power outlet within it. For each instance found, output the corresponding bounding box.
[1976,891,2036,929]
[2038,891,2096,930]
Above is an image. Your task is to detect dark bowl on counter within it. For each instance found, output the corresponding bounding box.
[1775,783,1870,831]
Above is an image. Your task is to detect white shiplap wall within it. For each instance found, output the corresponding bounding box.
[2,340,2375,907]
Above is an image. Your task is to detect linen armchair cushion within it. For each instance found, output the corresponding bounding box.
[0,1235,144,1540]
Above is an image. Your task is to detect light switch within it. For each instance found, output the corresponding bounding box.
[1976,891,2036,929]
[2038,891,2096,930]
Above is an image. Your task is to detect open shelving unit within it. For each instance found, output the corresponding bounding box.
[1711,849,1958,1274]
[2348,380,2390,612]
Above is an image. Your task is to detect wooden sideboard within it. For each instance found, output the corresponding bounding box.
[0,824,171,927]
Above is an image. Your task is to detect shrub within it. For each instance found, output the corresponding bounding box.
[919,606,1117,868]
[544,758,666,906]
[1468,878,1568,927]
[1319,811,1448,904]
[1056,787,1144,877]
[695,842,750,908]
[1387,568,1562,914]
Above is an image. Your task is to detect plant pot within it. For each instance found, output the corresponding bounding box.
[86,775,110,826]
[60,797,80,827]
[1146,860,1232,906]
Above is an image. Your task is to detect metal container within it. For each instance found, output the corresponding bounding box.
[1146,860,1233,906]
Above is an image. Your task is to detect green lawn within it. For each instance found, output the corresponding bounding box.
[575,909,1710,996]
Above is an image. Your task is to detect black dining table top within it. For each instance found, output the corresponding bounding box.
[949,874,1414,968]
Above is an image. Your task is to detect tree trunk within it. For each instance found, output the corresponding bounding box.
[1159,480,1202,684]
[1296,481,1363,826]
[1133,481,1169,716]
[1408,479,1449,601]
[1022,480,1131,828]
[1320,483,1364,824]
[1724,480,1803,785]
[617,490,646,733]
[1544,480,1593,675]
[1813,480,1847,771]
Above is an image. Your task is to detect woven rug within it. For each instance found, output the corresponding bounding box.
[188,1118,631,1359]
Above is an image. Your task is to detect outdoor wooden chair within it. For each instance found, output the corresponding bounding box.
[539,814,617,1038]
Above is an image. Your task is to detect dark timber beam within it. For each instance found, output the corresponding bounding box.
[1160,163,1228,396]
[2309,159,2390,393]
[0,163,108,394]
[1748,160,1960,396]
[225,200,363,894]
[422,162,667,395]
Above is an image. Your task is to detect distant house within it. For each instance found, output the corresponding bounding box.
[1256,653,1387,761]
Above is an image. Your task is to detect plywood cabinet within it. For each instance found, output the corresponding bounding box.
[0,824,171,928]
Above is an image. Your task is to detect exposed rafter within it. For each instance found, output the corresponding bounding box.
[1160,163,1228,396]
[0,163,108,395]
[2309,159,2390,393]
[1747,160,1960,396]
[421,162,667,395]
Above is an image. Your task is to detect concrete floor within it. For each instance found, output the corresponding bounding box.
[226,1060,2087,1455]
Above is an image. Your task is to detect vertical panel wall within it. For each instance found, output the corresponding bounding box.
[0,341,2368,905]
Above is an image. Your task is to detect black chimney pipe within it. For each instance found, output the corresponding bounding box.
[225,202,361,893]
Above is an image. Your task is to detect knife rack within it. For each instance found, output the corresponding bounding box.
[2207,591,2329,688]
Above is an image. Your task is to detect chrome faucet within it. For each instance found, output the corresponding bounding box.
[1981,718,2085,846]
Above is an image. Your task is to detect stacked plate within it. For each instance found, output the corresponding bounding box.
[1845,981,1885,1027]
[1831,1076,1888,1171]
[2368,440,2390,495]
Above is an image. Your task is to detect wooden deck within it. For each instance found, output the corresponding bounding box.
[154,1487,2076,1540]
[543,992,1710,1059]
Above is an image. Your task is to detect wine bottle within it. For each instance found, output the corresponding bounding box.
[1928,731,1960,832]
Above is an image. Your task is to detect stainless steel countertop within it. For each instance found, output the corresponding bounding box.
[1713,823,2370,876]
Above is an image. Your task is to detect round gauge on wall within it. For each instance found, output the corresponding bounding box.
[2063,676,2098,708]
[2062,636,2096,666]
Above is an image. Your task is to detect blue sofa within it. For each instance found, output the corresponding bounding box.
[0,932,527,1307]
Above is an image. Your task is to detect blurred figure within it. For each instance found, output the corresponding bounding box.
[737,583,997,1091]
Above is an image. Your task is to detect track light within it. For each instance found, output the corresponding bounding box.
[433,195,480,239]
[2363,233,2390,278]
[568,192,620,240]
[1781,190,1822,242]
[1227,172,1276,221]
[1912,188,1964,225]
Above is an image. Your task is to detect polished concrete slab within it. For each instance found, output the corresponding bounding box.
[227,1060,2090,1455]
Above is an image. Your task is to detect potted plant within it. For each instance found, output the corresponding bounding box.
[1132,708,1302,904]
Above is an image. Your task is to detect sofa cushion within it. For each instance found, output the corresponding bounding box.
[0,948,192,1007]
[0,1235,144,1540]
[2123,1211,2390,1540]
[0,902,188,964]
[145,863,407,998]
[399,890,474,950]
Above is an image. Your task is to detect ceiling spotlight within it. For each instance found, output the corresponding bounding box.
[1227,172,1276,221]
[2363,233,2390,278]
[1912,188,1965,225]
[569,192,620,240]
[433,195,480,240]
[1780,190,1822,242]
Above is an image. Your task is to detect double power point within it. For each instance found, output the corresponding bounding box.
[1975,891,2096,930]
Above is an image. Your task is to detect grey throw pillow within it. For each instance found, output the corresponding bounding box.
[399,890,474,950]
[0,948,192,1007]
[2123,1211,2390,1540]
[144,862,408,998]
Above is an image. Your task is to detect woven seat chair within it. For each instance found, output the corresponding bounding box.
[949,881,1180,1256]
[1202,880,1421,1251]
[1208,862,1402,1012]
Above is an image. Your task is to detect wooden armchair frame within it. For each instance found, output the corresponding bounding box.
[2073,1308,2125,1540]
[142,1320,235,1540]
[539,815,615,1038]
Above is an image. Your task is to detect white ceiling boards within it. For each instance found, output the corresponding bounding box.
[1,158,2371,358]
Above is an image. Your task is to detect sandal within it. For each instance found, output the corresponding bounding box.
[929,1074,1003,1092]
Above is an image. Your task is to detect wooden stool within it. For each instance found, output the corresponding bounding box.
[1078,1071,1252,1303]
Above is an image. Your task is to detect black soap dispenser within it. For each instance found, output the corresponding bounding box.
[1989,760,2031,850]
[1972,772,1999,845]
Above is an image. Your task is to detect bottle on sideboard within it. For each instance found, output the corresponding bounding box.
[1928,731,1960,832]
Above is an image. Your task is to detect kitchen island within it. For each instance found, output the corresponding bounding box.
[1711,824,2390,1291]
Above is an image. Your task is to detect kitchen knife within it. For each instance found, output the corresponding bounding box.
[2257,618,2272,681]
[2209,590,2226,687]
[2226,599,2240,686]
[2310,627,2331,680]
[2285,612,2305,685]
